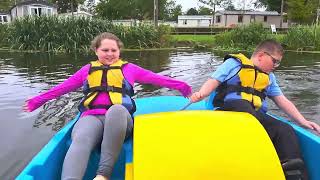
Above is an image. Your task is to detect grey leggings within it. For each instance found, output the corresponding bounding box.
[61,104,133,180]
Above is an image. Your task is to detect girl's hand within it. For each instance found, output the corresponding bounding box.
[23,100,31,112]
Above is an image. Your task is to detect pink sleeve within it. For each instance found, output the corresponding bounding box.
[27,64,90,111]
[124,63,192,97]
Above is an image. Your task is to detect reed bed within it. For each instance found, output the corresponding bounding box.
[6,16,320,52]
[283,25,320,51]
[5,16,171,52]
[0,24,9,47]
[214,23,271,50]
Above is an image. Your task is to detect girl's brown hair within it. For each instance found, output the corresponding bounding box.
[90,32,124,51]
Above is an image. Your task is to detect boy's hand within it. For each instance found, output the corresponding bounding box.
[300,120,320,134]
[190,92,204,103]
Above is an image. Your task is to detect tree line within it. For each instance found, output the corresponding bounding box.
[0,0,319,24]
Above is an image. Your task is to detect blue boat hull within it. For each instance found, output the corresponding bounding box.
[16,96,320,180]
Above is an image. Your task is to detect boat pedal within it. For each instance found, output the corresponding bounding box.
[282,158,304,180]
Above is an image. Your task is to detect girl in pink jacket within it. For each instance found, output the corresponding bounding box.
[24,32,191,180]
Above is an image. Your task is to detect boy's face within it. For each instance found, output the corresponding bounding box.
[258,51,282,73]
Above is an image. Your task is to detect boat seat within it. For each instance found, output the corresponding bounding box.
[133,110,285,180]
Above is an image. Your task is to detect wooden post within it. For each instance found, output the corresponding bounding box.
[212,3,216,27]
[280,0,284,28]
[71,0,74,16]
[318,0,320,25]
[154,0,158,27]
[317,9,319,25]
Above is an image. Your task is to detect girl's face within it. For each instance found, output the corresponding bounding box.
[95,38,120,65]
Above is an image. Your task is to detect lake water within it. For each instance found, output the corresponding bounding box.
[0,50,319,179]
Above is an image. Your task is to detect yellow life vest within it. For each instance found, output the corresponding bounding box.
[213,53,270,110]
[79,59,135,113]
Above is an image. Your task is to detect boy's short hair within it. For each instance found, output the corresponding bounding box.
[253,40,284,56]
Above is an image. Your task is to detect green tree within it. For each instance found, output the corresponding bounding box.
[163,0,182,21]
[0,0,22,12]
[96,0,177,20]
[134,0,167,20]
[254,0,283,12]
[48,0,85,13]
[287,0,317,24]
[255,0,318,24]
[198,6,212,15]
[186,8,199,15]
[96,0,136,20]
[220,0,236,10]
[170,4,182,20]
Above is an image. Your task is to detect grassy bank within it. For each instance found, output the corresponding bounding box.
[171,35,215,45]
[170,35,215,49]
[170,23,275,51]
[171,24,320,52]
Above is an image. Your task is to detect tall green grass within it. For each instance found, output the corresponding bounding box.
[282,25,320,51]
[5,16,171,52]
[215,23,320,51]
[214,23,271,49]
[0,24,9,47]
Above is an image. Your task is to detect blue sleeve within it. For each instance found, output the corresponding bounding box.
[266,73,283,97]
[211,58,241,82]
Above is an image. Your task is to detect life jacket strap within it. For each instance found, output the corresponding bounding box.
[87,86,123,93]
[225,85,266,100]
[241,64,255,69]
[88,104,113,110]
[241,64,268,74]
[89,66,122,74]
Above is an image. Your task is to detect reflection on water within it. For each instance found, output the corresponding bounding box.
[0,50,319,179]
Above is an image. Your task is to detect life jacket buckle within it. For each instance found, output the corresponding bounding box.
[243,86,255,94]
[107,86,114,92]
[247,88,255,94]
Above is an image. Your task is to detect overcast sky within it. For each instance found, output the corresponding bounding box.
[174,0,201,12]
